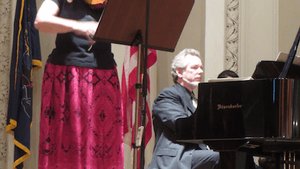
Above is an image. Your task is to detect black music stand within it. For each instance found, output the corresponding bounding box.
[93,0,194,168]
[94,0,194,52]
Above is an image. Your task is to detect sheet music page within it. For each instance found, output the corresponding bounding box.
[207,77,252,83]
[276,51,300,66]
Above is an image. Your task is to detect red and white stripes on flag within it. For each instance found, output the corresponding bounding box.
[122,46,157,168]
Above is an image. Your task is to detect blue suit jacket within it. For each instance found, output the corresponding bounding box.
[147,83,206,169]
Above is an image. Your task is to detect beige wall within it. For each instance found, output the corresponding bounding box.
[278,0,300,55]
[156,0,206,93]
[206,0,300,79]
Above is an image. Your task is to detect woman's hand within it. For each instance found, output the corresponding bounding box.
[35,0,98,44]
[73,21,98,45]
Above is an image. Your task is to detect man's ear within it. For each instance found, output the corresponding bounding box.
[176,68,183,78]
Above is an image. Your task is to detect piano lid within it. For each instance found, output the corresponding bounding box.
[252,60,300,79]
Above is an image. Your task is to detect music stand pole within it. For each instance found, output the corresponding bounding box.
[131,30,144,169]
[139,0,150,168]
[131,0,150,167]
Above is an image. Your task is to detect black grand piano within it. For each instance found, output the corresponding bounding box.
[175,27,300,169]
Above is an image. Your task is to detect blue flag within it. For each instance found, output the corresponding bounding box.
[6,0,42,168]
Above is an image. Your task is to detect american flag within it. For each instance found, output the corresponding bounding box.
[122,46,157,169]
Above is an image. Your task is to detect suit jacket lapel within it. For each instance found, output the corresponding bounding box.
[174,83,196,115]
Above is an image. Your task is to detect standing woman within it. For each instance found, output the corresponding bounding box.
[34,0,124,168]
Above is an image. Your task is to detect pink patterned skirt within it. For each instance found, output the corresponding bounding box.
[38,63,124,169]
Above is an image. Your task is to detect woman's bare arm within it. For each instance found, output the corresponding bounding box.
[34,0,97,44]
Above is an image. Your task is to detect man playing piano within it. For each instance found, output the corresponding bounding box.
[147,49,221,169]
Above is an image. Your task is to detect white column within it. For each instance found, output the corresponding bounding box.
[239,0,279,77]
[205,0,226,81]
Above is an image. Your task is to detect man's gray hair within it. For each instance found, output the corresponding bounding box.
[171,48,201,83]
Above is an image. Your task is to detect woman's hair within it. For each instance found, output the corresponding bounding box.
[171,48,201,83]
[67,0,107,8]
[217,70,239,78]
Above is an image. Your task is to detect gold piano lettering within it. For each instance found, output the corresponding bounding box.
[217,104,242,110]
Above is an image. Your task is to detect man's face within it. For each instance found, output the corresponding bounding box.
[181,54,203,90]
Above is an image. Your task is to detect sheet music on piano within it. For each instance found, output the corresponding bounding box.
[207,76,252,83]
[208,51,300,83]
[276,51,300,66]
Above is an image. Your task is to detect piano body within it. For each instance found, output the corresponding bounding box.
[176,77,300,168]
[175,27,300,169]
